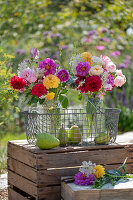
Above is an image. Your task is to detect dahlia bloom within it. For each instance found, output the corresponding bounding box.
[85,75,102,92]
[46,92,55,100]
[19,68,37,83]
[38,58,58,76]
[57,69,69,82]
[10,76,26,90]
[43,75,60,89]
[74,172,95,186]
[100,55,111,70]
[114,76,126,87]
[32,84,47,97]
[106,62,116,72]
[76,62,91,76]
[107,74,114,87]
[89,65,103,76]
[93,165,105,178]
[81,52,92,65]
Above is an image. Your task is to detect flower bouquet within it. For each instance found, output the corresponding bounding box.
[74,158,133,188]
[69,52,126,144]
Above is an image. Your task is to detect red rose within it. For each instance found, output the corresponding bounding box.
[32,84,47,97]
[85,76,102,92]
[10,76,26,90]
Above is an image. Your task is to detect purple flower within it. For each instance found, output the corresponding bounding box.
[50,33,55,38]
[76,62,91,76]
[123,59,131,65]
[42,48,49,54]
[125,55,131,59]
[117,36,122,40]
[57,69,69,82]
[117,63,128,69]
[62,45,68,50]
[99,38,104,41]
[95,45,106,51]
[16,49,26,55]
[38,58,58,76]
[56,33,62,38]
[43,31,49,36]
[101,28,108,33]
[88,30,97,37]
[74,172,95,186]
[30,48,39,59]
[130,96,133,110]
[109,30,114,34]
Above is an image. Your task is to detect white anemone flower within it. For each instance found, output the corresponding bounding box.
[79,161,96,177]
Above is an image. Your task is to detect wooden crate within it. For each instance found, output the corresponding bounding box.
[61,179,133,200]
[8,140,133,200]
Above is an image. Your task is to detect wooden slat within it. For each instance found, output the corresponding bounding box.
[9,140,133,154]
[8,142,38,169]
[8,187,29,200]
[8,158,37,183]
[37,148,132,169]
[8,170,37,197]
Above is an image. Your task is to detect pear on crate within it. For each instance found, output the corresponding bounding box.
[57,124,69,146]
[94,132,110,145]
[69,125,81,144]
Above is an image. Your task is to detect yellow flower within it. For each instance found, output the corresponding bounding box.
[93,165,105,178]
[81,52,93,65]
[43,75,60,89]
[46,93,55,100]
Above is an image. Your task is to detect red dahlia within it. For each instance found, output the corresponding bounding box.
[10,76,26,90]
[85,75,102,92]
[32,84,47,97]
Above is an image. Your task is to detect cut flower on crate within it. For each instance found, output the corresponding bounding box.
[10,48,70,108]
[70,52,126,100]
[74,158,133,188]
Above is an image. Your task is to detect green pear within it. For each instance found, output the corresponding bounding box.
[57,124,69,146]
[69,125,81,144]
[94,132,110,145]
[36,133,60,149]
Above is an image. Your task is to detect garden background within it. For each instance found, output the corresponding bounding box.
[0,0,133,174]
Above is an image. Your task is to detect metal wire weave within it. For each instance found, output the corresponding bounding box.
[23,107,120,146]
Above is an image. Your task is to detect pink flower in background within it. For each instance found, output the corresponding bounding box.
[114,76,126,87]
[57,69,69,82]
[85,38,92,43]
[106,62,116,72]
[125,55,131,59]
[19,68,37,83]
[95,46,106,51]
[100,55,111,70]
[104,38,111,43]
[76,62,91,76]
[110,51,121,57]
[19,88,25,93]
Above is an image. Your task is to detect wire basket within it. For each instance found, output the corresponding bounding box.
[23,107,120,146]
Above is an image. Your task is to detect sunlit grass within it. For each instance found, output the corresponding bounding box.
[0,132,26,174]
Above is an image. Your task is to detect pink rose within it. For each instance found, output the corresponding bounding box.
[114,76,126,87]
[100,55,111,70]
[104,84,112,91]
[106,62,116,72]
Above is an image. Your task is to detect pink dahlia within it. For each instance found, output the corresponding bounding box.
[38,58,58,76]
[76,62,91,76]
[85,75,102,92]
[57,69,69,82]
[19,68,37,83]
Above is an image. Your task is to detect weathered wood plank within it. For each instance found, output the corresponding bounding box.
[8,170,38,197]
[8,187,29,200]
[8,140,133,154]
[8,158,37,183]
[37,148,132,169]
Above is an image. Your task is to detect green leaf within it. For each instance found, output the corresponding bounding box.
[78,93,82,100]
[39,98,45,104]
[61,89,68,94]
[59,94,68,108]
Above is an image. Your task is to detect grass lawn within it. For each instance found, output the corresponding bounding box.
[0,133,26,174]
